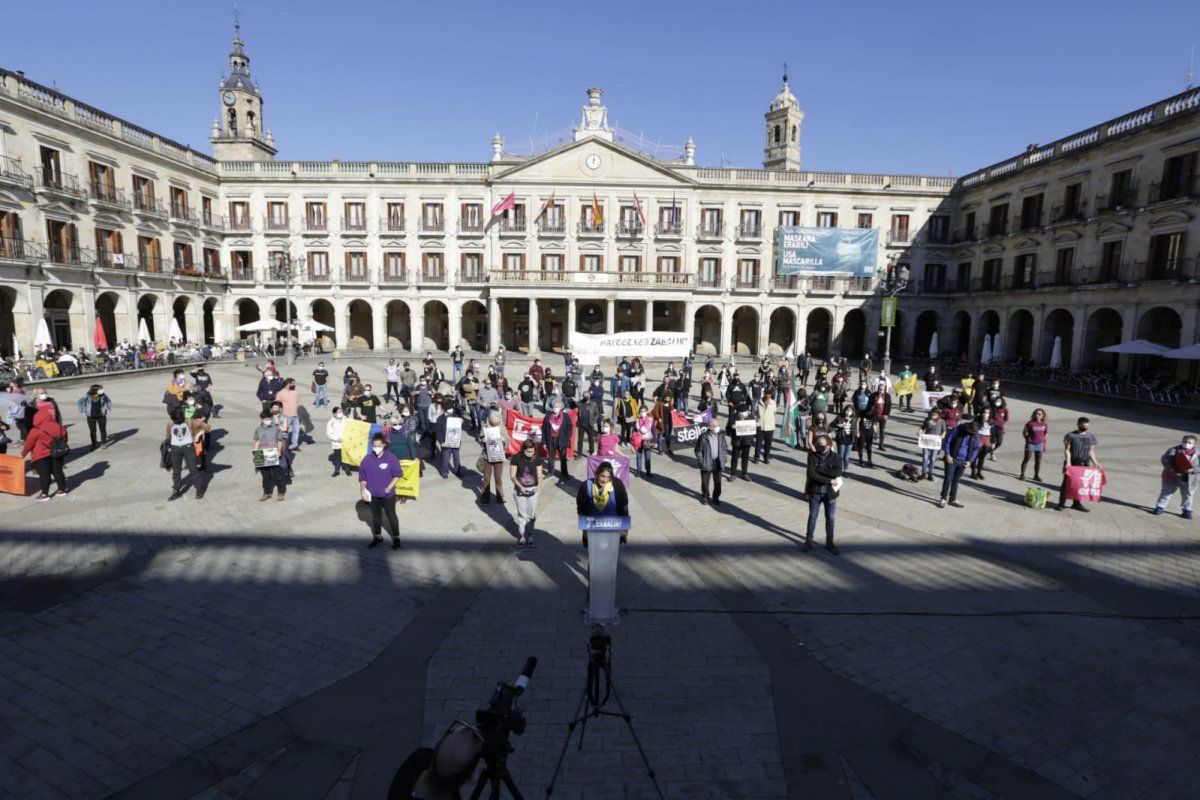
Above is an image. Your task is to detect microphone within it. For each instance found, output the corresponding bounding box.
[514,656,537,694]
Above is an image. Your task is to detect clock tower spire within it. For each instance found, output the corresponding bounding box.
[211,11,276,161]
[762,66,802,171]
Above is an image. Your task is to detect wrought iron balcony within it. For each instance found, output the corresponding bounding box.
[578,222,605,237]
[951,226,977,243]
[229,266,255,282]
[734,274,761,290]
[170,207,200,226]
[133,254,167,273]
[89,182,130,211]
[128,195,163,219]
[654,222,682,238]
[38,169,85,199]
[844,277,875,293]
[886,229,913,244]
[418,219,445,234]
[1049,201,1088,224]
[616,221,644,237]
[0,155,32,190]
[1148,177,1200,204]
[263,217,290,232]
[201,213,226,231]
[1015,213,1042,232]
[342,270,370,283]
[1094,187,1138,214]
[614,271,693,286]
[383,217,406,234]
[458,219,485,235]
[1129,258,1196,283]
[735,223,762,240]
[458,269,487,284]
[538,219,566,236]
[770,275,800,292]
[0,237,43,262]
[984,219,1007,237]
[341,217,368,233]
[382,270,408,283]
[228,216,252,232]
[696,222,724,240]
[95,250,130,270]
[302,217,328,233]
[697,272,723,289]
[806,276,838,293]
[46,242,88,266]
[924,229,952,245]
[1004,273,1036,290]
[304,270,332,283]
[1034,268,1081,289]
[498,219,527,235]
[174,262,204,278]
[1078,263,1126,285]
[420,271,447,285]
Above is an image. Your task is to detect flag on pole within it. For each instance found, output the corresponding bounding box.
[670,193,678,226]
[780,377,798,447]
[538,190,556,218]
[591,192,604,226]
[632,192,646,226]
[490,191,516,217]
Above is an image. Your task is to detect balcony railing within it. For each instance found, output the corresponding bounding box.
[972,277,1004,292]
[951,226,977,243]
[736,223,763,239]
[133,254,168,273]
[383,217,406,233]
[1148,177,1200,204]
[770,275,800,291]
[734,274,761,289]
[46,243,88,266]
[170,207,200,226]
[845,276,874,293]
[341,217,369,233]
[489,269,690,286]
[89,182,130,210]
[655,222,682,237]
[342,270,370,283]
[38,169,85,198]
[615,271,693,286]
[1034,268,1081,289]
[420,271,447,285]
[696,223,724,239]
[263,217,290,232]
[1094,187,1138,214]
[924,229,951,245]
[95,250,130,270]
[305,270,332,283]
[697,272,723,289]
[174,263,204,278]
[1129,258,1197,283]
[458,270,487,284]
[0,155,33,189]
[538,220,567,236]
[1004,273,1036,290]
[886,229,913,244]
[134,195,168,218]
[1015,213,1042,232]
[984,219,1008,237]
[229,266,255,281]
[616,222,644,237]
[1050,201,1088,224]
[498,220,527,235]
[578,222,605,236]
[807,276,838,293]
[418,219,445,234]
[382,270,408,283]
[0,237,44,262]
[228,216,252,232]
[1079,263,1127,285]
[302,218,328,233]
[914,279,969,294]
[459,219,485,235]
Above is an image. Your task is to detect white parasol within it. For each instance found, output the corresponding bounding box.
[169,317,185,343]
[929,332,939,359]
[1162,342,1200,359]
[980,333,992,364]
[236,319,286,332]
[137,316,151,343]
[34,318,53,349]
[1098,339,1170,355]
[1049,335,1063,369]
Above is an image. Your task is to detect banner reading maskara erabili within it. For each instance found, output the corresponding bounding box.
[774,226,879,277]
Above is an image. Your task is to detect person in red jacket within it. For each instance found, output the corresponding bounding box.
[22,401,69,500]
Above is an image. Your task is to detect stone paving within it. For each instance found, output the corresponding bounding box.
[0,358,1197,799]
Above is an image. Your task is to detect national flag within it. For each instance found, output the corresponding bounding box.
[670,193,678,226]
[781,379,798,447]
[591,192,604,226]
[632,192,646,226]
[538,190,556,218]
[490,191,516,217]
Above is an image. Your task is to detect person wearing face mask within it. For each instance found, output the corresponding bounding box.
[1020,408,1049,482]
[477,378,501,433]
[359,433,404,550]
[77,384,112,451]
[633,406,656,478]
[326,407,352,477]
[939,394,963,429]
[727,406,754,481]
[541,400,574,482]
[833,408,856,474]
[969,407,993,480]
[651,392,674,456]
[988,397,1009,461]
[253,409,287,501]
[498,388,519,428]
[510,438,543,547]
[617,390,638,445]
[23,397,69,501]
[310,362,330,408]
[1059,417,1100,513]
[256,368,284,415]
[517,373,537,417]
[435,398,464,479]
[164,408,204,501]
[804,434,842,554]
[694,419,728,507]
[806,411,830,453]
[357,384,381,425]
[918,409,946,481]
[478,411,510,504]
[576,391,601,458]
[596,420,621,457]
[386,407,423,467]
[1155,435,1199,519]
[275,378,303,450]
[939,420,980,509]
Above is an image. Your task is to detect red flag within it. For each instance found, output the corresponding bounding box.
[539,190,557,218]
[93,317,108,351]
[491,191,516,216]
[591,192,604,226]
[632,192,646,226]
[504,408,579,459]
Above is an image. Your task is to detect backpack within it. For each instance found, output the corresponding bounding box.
[49,435,70,458]
[897,464,922,482]
[1023,487,1050,509]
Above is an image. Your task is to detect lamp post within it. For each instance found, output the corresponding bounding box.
[878,263,910,378]
[271,253,299,365]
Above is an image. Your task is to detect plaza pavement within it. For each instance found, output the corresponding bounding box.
[0,358,1197,799]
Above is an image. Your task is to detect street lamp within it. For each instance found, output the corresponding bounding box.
[271,253,299,365]
[878,262,910,378]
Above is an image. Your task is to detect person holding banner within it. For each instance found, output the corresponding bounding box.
[252,410,287,502]
[359,433,404,550]
[435,399,465,479]
[896,364,916,412]
[1059,418,1101,513]
[478,412,510,504]
[326,407,353,478]
[541,401,574,482]
[918,409,946,481]
[803,434,842,555]
[727,407,755,481]
[1155,435,1199,519]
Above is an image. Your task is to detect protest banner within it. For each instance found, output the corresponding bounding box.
[396,459,421,498]
[1064,466,1107,503]
[921,391,949,411]
[252,447,280,468]
[571,331,691,362]
[483,428,506,462]
[0,453,26,496]
[895,374,918,396]
[734,419,757,438]
[504,408,579,458]
[341,419,382,466]
[443,417,463,448]
[587,453,631,487]
[918,434,942,451]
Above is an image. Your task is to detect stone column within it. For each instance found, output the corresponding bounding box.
[794,307,807,357]
[566,298,576,350]
[1070,307,1088,371]
[756,305,770,356]
[411,304,425,353]
[528,298,540,354]
[488,296,501,354]
[372,300,386,352]
[644,299,654,332]
[448,300,462,352]
[81,286,97,350]
[606,297,615,334]
[1029,308,1045,366]
[334,300,349,352]
[719,304,733,358]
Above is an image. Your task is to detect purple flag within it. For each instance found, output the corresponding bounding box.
[587,453,631,487]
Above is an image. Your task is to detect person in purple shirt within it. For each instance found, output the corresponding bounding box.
[358,432,404,549]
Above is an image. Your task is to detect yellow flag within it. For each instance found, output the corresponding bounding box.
[340,419,372,467]
[895,374,918,396]
[396,459,421,499]
[961,377,976,403]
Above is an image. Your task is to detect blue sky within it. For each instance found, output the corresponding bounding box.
[4,0,1197,174]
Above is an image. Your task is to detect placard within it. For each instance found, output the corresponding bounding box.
[734,419,757,437]
[396,459,420,498]
[921,391,949,411]
[0,453,26,496]
[442,417,463,449]
[483,429,506,462]
[918,433,942,451]
[252,448,280,468]
[1064,466,1106,503]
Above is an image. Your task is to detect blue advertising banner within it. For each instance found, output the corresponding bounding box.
[774,226,879,277]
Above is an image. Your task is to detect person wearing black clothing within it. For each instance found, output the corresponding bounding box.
[798,351,813,387]
[1059,417,1101,512]
[725,376,748,409]
[561,373,578,409]
[652,377,672,403]
[76,384,112,450]
[541,401,574,481]
[190,366,213,412]
[748,375,764,406]
[517,374,537,416]
[923,365,941,392]
[694,420,728,507]
[868,387,892,449]
[576,395,600,457]
[256,371,284,415]
[939,421,980,508]
[727,407,754,480]
[310,363,330,408]
[673,373,692,412]
[855,410,875,468]
[804,434,842,554]
[358,385,381,424]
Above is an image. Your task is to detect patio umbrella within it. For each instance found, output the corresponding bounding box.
[212,317,224,344]
[236,319,285,332]
[12,332,21,359]
[93,317,108,351]
[1049,336,1063,369]
[295,320,334,332]
[169,317,185,343]
[1163,342,1200,359]
[980,333,992,364]
[1098,339,1170,355]
[34,318,53,349]
[990,333,1003,364]
[929,332,939,359]
[137,317,151,344]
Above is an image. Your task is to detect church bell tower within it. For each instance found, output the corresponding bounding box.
[763,67,802,171]
[210,15,276,162]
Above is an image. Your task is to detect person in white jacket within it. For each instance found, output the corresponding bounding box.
[326,407,351,477]
[754,392,778,464]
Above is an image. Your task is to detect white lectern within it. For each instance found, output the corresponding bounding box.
[579,515,630,625]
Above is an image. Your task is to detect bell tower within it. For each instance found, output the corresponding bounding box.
[763,66,802,171]
[210,14,276,162]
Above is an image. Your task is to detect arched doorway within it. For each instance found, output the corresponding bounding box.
[273,299,298,325]
[578,302,606,335]
[977,310,1000,360]
[202,298,217,343]
[309,299,336,350]
[1136,306,1183,376]
[692,305,721,354]
[806,308,832,358]
[236,298,260,338]
[136,295,157,342]
[840,309,866,358]
[950,310,971,359]
[43,290,76,349]
[768,307,795,355]
[1040,309,1074,367]
[95,291,121,350]
[385,300,410,349]
[1083,308,1122,370]
[423,300,449,351]
[914,310,938,358]
[731,306,758,355]
[172,297,189,342]
[348,300,374,349]
[654,301,686,333]
[461,300,487,351]
[1006,310,1034,361]
[0,288,16,357]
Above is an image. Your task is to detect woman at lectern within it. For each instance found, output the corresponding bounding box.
[575,461,630,545]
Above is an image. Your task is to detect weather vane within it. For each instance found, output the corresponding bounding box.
[783,61,788,83]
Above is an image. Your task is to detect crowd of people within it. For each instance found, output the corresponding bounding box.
[1,346,1195,544]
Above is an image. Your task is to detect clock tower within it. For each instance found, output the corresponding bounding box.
[210,17,276,162]
[762,68,802,171]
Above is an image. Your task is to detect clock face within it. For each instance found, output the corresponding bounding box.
[585,154,601,171]
[222,91,236,106]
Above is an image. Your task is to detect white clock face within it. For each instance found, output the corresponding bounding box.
[222,91,236,106]
[585,154,601,171]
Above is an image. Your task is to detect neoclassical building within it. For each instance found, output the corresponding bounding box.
[1,26,1198,373]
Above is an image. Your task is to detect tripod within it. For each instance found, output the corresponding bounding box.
[468,754,525,800]
[545,629,664,799]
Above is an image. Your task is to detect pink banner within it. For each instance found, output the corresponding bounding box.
[1064,466,1106,503]
[587,453,631,487]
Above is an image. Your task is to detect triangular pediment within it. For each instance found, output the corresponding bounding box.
[39,200,80,220]
[1098,221,1132,237]
[490,137,694,187]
